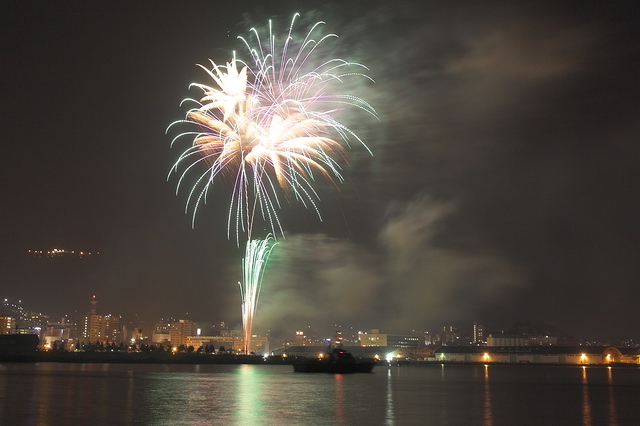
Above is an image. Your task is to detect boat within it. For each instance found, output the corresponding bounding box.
[292,332,376,374]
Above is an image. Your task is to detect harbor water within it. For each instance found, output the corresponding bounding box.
[1,362,639,425]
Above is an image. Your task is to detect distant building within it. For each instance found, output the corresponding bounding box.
[1,299,47,334]
[295,330,315,346]
[169,320,196,347]
[130,327,144,346]
[42,318,73,350]
[527,335,558,345]
[473,322,485,344]
[208,321,229,336]
[359,330,421,347]
[418,330,434,346]
[152,331,171,344]
[185,335,269,354]
[487,334,527,347]
[438,326,460,345]
[359,330,387,346]
[103,314,121,343]
[151,318,174,344]
[0,316,15,334]
[76,313,105,343]
[75,295,121,345]
[434,346,640,364]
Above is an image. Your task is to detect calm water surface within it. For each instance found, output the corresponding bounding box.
[1,362,639,425]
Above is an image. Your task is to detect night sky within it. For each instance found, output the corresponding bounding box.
[1,1,638,341]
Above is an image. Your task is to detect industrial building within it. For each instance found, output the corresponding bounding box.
[434,346,640,364]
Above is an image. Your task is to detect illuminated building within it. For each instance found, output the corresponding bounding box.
[169,319,196,347]
[1,299,46,334]
[295,330,315,346]
[359,329,420,347]
[185,335,269,354]
[76,313,105,344]
[359,330,387,346]
[152,319,174,344]
[75,295,121,345]
[42,318,73,350]
[487,334,527,347]
[0,316,15,334]
[103,314,121,342]
[473,322,485,344]
[438,325,460,345]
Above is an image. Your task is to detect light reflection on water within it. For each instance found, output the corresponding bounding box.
[0,363,639,425]
[582,366,592,425]
[607,366,618,425]
[334,373,345,423]
[236,363,268,423]
[484,364,493,426]
[385,368,394,425]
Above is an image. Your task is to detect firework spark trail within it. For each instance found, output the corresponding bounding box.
[169,14,375,353]
[239,236,277,354]
[169,13,376,242]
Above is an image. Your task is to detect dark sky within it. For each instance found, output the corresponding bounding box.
[1,1,638,341]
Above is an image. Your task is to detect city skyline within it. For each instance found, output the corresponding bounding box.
[1,295,634,348]
[1,1,639,342]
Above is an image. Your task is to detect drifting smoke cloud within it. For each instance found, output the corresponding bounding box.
[258,196,523,337]
[248,1,639,340]
[379,197,523,328]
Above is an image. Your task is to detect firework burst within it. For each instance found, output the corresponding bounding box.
[170,13,376,242]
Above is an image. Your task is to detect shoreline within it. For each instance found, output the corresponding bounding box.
[1,352,639,368]
[0,352,293,365]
